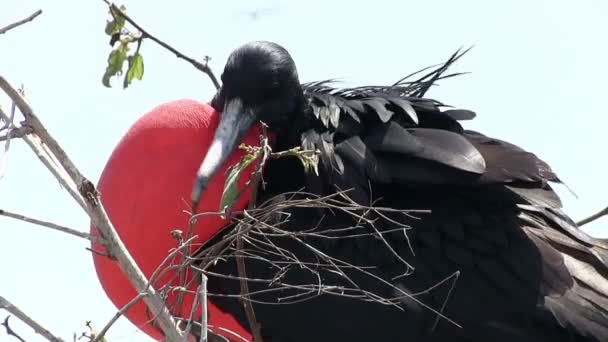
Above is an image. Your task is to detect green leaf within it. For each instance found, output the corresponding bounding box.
[102,41,129,88]
[104,5,127,35]
[123,52,144,89]
[219,153,259,217]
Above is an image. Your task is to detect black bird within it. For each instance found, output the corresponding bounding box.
[191,41,608,342]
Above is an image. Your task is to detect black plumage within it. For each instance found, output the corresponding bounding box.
[191,41,608,342]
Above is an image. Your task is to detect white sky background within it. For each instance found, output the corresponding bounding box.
[1,0,607,341]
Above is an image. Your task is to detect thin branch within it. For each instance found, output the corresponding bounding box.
[2,316,26,342]
[91,292,147,342]
[578,206,608,227]
[0,78,88,195]
[236,226,263,342]
[0,126,33,141]
[0,208,105,245]
[0,100,17,179]
[103,1,220,90]
[199,274,208,342]
[0,76,184,342]
[0,296,64,342]
[0,10,43,35]
[0,105,88,212]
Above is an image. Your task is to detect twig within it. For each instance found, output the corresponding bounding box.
[0,100,17,179]
[0,126,33,141]
[0,76,184,342]
[199,274,208,342]
[0,10,43,35]
[103,1,220,90]
[0,296,64,342]
[235,226,263,342]
[225,127,270,342]
[91,292,147,342]
[0,208,106,245]
[2,316,26,342]
[188,187,461,329]
[0,104,88,212]
[578,206,608,227]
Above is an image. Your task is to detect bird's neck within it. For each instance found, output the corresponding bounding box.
[269,90,318,150]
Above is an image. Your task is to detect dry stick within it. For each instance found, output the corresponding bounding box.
[235,229,263,342]
[0,101,17,178]
[199,274,208,342]
[103,1,220,90]
[0,126,33,141]
[0,77,184,342]
[2,316,26,342]
[0,106,88,212]
[90,292,147,342]
[0,9,43,35]
[0,296,64,342]
[93,235,198,342]
[577,206,608,227]
[0,208,105,245]
[232,134,269,342]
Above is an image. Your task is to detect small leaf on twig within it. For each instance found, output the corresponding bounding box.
[219,152,259,217]
[102,41,129,87]
[104,5,126,36]
[270,147,319,175]
[123,52,144,88]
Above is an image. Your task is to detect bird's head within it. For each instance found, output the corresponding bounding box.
[192,41,302,209]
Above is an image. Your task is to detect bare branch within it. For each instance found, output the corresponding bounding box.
[0,76,184,341]
[236,226,263,342]
[187,186,461,333]
[0,296,64,342]
[199,274,208,342]
[91,292,147,342]
[103,1,220,90]
[0,102,88,212]
[0,126,33,141]
[0,208,105,245]
[0,100,17,179]
[2,316,26,342]
[0,10,42,35]
[578,206,608,227]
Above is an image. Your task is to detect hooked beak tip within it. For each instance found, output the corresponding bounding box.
[191,174,208,212]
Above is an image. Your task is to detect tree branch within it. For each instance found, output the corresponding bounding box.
[577,206,608,227]
[0,76,184,342]
[91,292,147,342]
[236,229,263,342]
[199,274,208,342]
[0,126,33,141]
[2,316,26,342]
[103,1,220,90]
[0,296,64,342]
[0,103,88,214]
[0,9,42,35]
[0,208,105,245]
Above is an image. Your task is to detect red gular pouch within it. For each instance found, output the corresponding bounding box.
[91,99,270,341]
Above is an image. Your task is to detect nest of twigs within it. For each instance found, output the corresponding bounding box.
[140,182,463,342]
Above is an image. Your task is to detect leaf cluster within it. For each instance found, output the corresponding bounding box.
[219,140,320,216]
[101,5,145,89]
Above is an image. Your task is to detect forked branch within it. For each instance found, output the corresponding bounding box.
[0,76,184,341]
[0,296,64,342]
[102,1,220,90]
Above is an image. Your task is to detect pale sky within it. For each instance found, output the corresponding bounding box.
[1,1,607,341]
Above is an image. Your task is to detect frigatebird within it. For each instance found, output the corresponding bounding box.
[187,41,608,342]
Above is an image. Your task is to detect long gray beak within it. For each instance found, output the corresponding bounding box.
[191,98,257,211]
